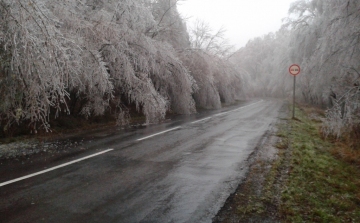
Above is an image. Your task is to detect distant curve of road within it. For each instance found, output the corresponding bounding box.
[0,99,284,223]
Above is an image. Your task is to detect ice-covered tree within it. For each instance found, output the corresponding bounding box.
[149,0,190,49]
[189,19,234,57]
[0,0,198,135]
[181,19,245,108]
[230,30,292,98]
[286,0,360,136]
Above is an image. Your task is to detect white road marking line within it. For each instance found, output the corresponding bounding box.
[214,112,225,117]
[136,127,181,141]
[231,100,263,112]
[212,100,263,118]
[191,117,211,124]
[0,149,114,187]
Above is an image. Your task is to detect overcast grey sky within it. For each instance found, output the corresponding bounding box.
[177,0,295,49]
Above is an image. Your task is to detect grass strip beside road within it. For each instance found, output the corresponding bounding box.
[280,106,360,222]
[215,104,360,222]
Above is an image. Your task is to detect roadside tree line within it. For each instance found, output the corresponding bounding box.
[0,0,245,136]
[231,0,360,138]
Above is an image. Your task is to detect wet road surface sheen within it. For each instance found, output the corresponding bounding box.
[0,99,283,223]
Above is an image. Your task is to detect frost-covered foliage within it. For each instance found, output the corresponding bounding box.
[181,50,245,109]
[0,0,197,134]
[149,0,190,49]
[189,20,234,57]
[0,0,102,132]
[180,21,245,109]
[322,70,360,138]
[286,0,360,136]
[181,51,221,109]
[230,30,292,98]
[0,0,247,135]
[212,56,244,104]
[60,0,196,120]
[230,0,360,137]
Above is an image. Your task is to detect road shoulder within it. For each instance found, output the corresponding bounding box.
[213,102,289,222]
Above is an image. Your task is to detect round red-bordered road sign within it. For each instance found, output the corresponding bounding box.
[289,64,301,76]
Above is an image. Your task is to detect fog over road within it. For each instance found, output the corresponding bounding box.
[0,99,284,223]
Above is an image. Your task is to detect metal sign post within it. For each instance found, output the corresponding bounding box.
[293,75,296,118]
[289,64,301,118]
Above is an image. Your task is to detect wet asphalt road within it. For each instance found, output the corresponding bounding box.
[0,99,284,223]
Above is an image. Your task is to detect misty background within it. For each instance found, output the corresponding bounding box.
[177,0,294,48]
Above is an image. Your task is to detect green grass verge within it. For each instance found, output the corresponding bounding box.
[280,106,360,222]
[216,104,360,222]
